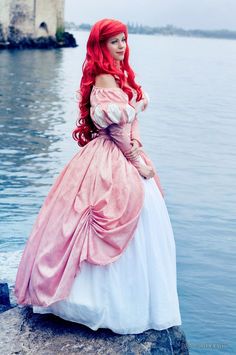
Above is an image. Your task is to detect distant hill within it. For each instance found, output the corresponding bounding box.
[65,22,236,40]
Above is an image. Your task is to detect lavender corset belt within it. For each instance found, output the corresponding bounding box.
[98,128,109,136]
[98,128,110,138]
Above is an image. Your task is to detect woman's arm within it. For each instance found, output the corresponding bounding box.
[130,116,143,148]
[108,124,154,179]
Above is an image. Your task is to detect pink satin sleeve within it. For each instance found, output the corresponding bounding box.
[130,117,143,148]
[130,91,150,147]
[108,124,144,170]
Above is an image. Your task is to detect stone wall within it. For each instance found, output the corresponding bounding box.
[35,0,65,37]
[0,0,65,41]
[56,0,65,30]
[9,0,35,36]
[0,0,11,40]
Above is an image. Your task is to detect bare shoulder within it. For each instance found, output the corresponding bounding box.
[95,74,119,88]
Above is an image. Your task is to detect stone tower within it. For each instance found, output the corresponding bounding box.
[0,0,65,42]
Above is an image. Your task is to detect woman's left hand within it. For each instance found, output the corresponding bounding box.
[125,139,142,160]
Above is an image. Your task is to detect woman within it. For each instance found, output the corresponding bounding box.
[15,19,182,334]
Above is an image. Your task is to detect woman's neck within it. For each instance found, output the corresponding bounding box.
[113,59,120,69]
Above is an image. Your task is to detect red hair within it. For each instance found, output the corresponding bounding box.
[72,18,143,147]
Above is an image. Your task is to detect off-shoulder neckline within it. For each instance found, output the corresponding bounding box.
[92,86,138,99]
[92,85,124,91]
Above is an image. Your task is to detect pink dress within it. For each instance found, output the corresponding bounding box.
[15,86,182,334]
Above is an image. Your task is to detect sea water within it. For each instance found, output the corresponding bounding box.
[0,31,235,354]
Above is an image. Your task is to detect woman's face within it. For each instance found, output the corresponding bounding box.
[106,32,127,62]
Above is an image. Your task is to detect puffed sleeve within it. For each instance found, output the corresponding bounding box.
[90,87,136,129]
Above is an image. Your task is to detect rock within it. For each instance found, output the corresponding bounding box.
[0,306,189,354]
[0,283,10,305]
[0,30,77,50]
[0,304,11,313]
[56,31,77,48]
[0,283,11,307]
[0,283,16,314]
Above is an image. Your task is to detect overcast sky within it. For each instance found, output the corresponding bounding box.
[65,0,236,31]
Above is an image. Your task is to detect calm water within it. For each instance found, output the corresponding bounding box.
[0,31,235,354]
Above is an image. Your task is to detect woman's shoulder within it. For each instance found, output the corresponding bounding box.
[91,75,128,105]
[95,74,119,89]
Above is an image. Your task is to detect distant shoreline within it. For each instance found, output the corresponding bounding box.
[65,22,236,41]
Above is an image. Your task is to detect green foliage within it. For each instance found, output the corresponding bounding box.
[56,26,65,42]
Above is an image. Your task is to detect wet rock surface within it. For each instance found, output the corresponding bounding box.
[0,306,189,354]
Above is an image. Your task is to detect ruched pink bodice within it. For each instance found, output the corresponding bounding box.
[15,86,164,307]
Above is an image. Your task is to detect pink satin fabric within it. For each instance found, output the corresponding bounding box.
[15,87,164,307]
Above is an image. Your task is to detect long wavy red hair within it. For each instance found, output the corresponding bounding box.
[72,18,144,147]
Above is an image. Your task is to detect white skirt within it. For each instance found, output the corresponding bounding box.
[33,176,182,334]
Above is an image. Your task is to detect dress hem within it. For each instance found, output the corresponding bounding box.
[32,305,182,334]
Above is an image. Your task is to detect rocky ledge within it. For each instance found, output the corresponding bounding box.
[0,283,189,354]
[0,30,77,49]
